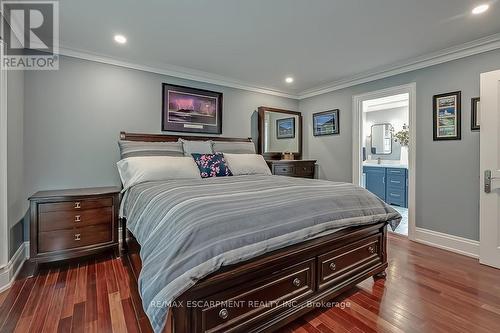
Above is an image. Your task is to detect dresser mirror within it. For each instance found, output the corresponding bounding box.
[370,123,393,155]
[258,107,302,160]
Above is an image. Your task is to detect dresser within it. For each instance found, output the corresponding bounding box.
[363,166,408,208]
[266,160,316,179]
[29,187,120,263]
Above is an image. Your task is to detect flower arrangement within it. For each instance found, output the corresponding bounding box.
[393,124,409,147]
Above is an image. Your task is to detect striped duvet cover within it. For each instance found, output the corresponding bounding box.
[121,175,401,332]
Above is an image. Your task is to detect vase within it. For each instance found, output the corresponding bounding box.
[400,146,409,165]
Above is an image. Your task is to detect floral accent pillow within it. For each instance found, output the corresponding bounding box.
[191,153,233,178]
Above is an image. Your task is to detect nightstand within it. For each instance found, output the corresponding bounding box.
[29,187,120,263]
[266,160,317,179]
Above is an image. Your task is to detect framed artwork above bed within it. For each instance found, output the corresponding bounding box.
[162,83,223,134]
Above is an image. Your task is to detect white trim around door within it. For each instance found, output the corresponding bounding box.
[0,40,9,268]
[352,83,417,241]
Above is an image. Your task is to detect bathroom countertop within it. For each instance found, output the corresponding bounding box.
[363,162,408,169]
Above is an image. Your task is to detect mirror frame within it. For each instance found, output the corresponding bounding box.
[370,123,393,155]
[257,106,302,160]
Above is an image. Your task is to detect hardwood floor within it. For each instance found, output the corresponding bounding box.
[1,234,499,332]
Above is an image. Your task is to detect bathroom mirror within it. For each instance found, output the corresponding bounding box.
[258,107,302,160]
[371,123,393,155]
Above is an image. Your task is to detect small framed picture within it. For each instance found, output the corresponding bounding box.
[433,91,461,141]
[276,117,295,139]
[471,97,480,131]
[313,109,339,136]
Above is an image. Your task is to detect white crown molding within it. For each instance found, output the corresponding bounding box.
[57,46,301,100]
[299,32,500,99]
[414,227,479,259]
[39,32,500,101]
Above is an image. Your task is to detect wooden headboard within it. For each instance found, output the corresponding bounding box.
[120,131,252,143]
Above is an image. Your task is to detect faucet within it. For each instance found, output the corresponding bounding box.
[377,157,381,165]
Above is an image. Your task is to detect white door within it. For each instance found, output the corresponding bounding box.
[0,41,8,268]
[480,69,500,268]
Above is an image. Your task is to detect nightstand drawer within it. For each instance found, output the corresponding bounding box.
[39,207,113,232]
[39,197,113,213]
[295,164,315,176]
[273,165,295,175]
[267,160,317,179]
[38,224,112,253]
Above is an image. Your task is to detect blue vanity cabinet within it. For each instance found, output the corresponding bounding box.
[363,166,408,208]
[385,168,407,207]
[363,167,386,201]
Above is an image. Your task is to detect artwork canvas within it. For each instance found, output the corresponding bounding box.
[433,91,461,141]
[162,83,222,134]
[276,117,295,139]
[313,109,339,136]
[471,97,480,131]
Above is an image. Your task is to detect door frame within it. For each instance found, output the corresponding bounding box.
[352,83,417,240]
[0,40,8,268]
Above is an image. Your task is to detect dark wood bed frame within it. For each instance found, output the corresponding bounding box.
[120,132,388,333]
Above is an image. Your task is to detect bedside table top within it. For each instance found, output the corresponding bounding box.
[30,186,121,200]
[266,159,317,163]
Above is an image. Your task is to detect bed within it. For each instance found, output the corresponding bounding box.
[119,132,401,333]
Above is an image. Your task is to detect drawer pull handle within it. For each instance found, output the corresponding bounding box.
[390,180,401,184]
[390,193,401,197]
[219,308,229,320]
[329,262,336,271]
[75,215,81,222]
[74,233,81,241]
[282,168,287,172]
[368,246,375,254]
[292,278,301,287]
[74,202,81,209]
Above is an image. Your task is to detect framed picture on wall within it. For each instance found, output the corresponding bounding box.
[162,83,223,134]
[276,117,295,139]
[432,91,461,141]
[471,97,480,131]
[313,109,339,136]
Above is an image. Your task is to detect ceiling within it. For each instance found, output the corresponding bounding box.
[55,0,500,97]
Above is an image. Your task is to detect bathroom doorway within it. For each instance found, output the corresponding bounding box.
[353,84,416,239]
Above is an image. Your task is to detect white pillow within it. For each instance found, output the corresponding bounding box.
[213,141,256,154]
[224,154,272,176]
[117,156,201,190]
[179,139,213,156]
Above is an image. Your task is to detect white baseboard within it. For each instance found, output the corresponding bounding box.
[0,242,29,293]
[414,228,479,258]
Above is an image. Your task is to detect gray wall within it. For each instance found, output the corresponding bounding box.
[7,69,25,258]
[24,56,299,201]
[300,48,500,241]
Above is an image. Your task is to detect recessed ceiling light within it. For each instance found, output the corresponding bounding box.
[114,34,127,44]
[472,4,489,15]
[285,77,294,84]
